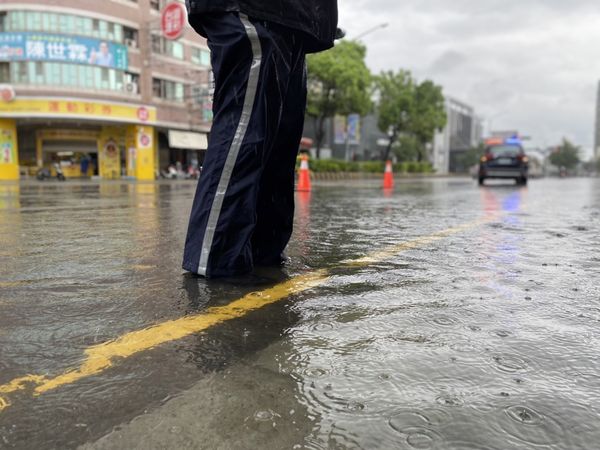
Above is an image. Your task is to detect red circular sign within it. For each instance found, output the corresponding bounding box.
[0,85,15,103]
[140,134,151,147]
[137,106,149,122]
[161,2,186,40]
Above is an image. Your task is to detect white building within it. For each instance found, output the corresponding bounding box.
[433,97,482,174]
[595,80,600,160]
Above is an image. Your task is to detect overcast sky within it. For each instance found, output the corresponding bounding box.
[339,0,600,157]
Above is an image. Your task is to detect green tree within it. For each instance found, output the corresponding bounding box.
[375,70,414,161]
[411,80,447,162]
[375,72,446,162]
[549,138,580,170]
[456,143,485,170]
[393,134,420,162]
[306,41,372,158]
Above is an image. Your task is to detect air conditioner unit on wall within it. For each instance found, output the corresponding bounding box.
[125,82,138,94]
[125,38,138,48]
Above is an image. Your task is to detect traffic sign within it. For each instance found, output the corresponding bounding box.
[161,2,186,40]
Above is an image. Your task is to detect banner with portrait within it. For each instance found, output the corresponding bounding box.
[0,32,128,70]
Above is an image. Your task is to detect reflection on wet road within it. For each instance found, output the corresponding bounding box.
[1,178,599,449]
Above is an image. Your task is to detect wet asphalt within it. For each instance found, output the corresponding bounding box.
[0,177,599,449]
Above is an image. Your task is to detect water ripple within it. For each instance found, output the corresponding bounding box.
[497,404,566,447]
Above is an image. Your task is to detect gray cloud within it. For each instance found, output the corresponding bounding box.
[340,0,600,155]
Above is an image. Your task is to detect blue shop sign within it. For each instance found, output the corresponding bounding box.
[0,32,128,70]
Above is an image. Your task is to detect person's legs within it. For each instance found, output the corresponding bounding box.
[252,42,307,266]
[183,13,294,278]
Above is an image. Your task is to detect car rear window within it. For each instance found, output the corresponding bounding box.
[487,145,522,157]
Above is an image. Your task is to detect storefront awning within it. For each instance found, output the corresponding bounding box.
[168,130,208,150]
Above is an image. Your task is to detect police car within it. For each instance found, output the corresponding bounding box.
[478,137,529,186]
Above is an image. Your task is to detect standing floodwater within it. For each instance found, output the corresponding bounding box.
[0,178,599,449]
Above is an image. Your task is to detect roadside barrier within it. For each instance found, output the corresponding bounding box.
[383,160,394,189]
[296,153,311,192]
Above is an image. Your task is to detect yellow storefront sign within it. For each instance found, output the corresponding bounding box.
[0,119,19,181]
[126,125,156,181]
[0,98,156,125]
[98,127,125,180]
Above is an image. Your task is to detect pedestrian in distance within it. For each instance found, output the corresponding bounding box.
[183,0,339,278]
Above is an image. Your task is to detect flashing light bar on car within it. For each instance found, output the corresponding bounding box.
[504,136,522,146]
[484,136,523,146]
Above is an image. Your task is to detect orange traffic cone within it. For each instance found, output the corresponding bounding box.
[383,160,394,189]
[297,153,311,192]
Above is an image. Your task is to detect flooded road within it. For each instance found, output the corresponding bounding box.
[0,177,599,449]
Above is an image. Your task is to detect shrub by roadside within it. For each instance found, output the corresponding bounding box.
[297,158,434,174]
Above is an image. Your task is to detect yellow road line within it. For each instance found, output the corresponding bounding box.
[0,280,30,288]
[0,218,486,413]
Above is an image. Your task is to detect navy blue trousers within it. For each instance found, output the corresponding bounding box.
[183,13,307,278]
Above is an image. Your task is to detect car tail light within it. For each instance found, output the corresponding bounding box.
[481,152,493,162]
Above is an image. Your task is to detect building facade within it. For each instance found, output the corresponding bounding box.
[432,97,482,174]
[595,80,600,161]
[0,0,212,180]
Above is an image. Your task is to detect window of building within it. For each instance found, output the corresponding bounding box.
[93,66,102,89]
[152,78,184,102]
[191,48,211,66]
[150,0,161,11]
[29,12,43,31]
[9,11,24,30]
[152,78,162,98]
[0,62,9,83]
[66,63,78,86]
[100,67,110,90]
[3,11,130,45]
[191,85,210,105]
[92,18,100,37]
[124,27,139,48]
[58,14,69,32]
[11,62,28,83]
[66,15,75,33]
[42,13,50,30]
[192,85,213,121]
[31,61,44,84]
[48,63,61,85]
[151,35,162,54]
[166,40,184,59]
[73,15,84,34]
[82,17,93,35]
[152,34,184,59]
[49,13,59,31]
[113,24,123,42]
[0,12,7,32]
[5,61,128,93]
[203,106,213,122]
[99,20,108,39]
[84,66,93,88]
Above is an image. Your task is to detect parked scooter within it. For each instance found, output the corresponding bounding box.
[36,163,66,181]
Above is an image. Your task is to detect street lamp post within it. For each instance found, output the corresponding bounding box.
[338,23,388,161]
[486,110,509,137]
[350,22,389,41]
